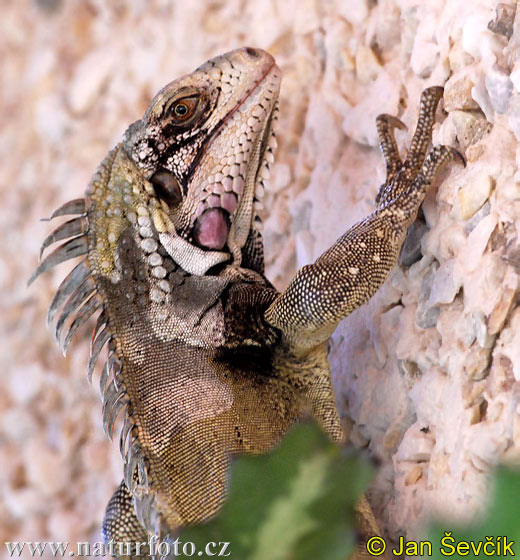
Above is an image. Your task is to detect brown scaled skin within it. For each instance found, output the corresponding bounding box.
[31,45,464,560]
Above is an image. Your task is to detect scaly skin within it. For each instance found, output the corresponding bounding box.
[30,47,464,558]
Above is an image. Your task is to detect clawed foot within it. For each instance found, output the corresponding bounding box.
[375,86,465,207]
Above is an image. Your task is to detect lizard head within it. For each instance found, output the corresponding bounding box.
[123,47,280,274]
[29,47,281,347]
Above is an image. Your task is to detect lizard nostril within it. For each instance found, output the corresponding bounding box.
[244,47,260,58]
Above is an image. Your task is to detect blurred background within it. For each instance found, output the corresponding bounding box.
[2,0,520,556]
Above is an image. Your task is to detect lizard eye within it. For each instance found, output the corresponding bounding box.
[150,170,183,207]
[174,104,188,116]
[168,96,199,123]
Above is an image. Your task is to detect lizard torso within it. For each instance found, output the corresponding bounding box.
[31,47,463,556]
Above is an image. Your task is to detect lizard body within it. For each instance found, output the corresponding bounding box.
[30,47,463,557]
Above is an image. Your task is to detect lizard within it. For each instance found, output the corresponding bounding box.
[29,46,464,558]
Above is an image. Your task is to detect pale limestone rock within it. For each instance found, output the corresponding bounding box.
[355,46,382,84]
[472,77,496,122]
[270,162,292,193]
[487,3,516,39]
[462,11,501,65]
[449,41,475,73]
[471,311,495,348]
[337,0,368,27]
[1,408,39,444]
[342,71,401,146]
[416,264,441,329]
[486,65,514,114]
[488,267,518,334]
[323,17,356,80]
[411,37,439,79]
[294,230,315,268]
[458,173,495,219]
[444,73,481,111]
[497,308,520,380]
[463,253,507,317]
[81,440,110,473]
[451,110,490,151]
[47,509,89,542]
[67,49,115,115]
[349,424,370,449]
[429,259,463,306]
[510,61,520,92]
[459,213,498,272]
[395,424,435,463]
[3,487,45,519]
[372,306,402,367]
[7,363,45,406]
[369,0,402,54]
[506,92,520,140]
[24,439,71,498]
[35,94,68,145]
[292,0,321,35]
[463,201,491,235]
[505,2,520,67]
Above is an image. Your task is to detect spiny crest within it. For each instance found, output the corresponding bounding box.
[29,196,113,386]
[30,194,153,527]
[29,199,92,354]
[30,194,131,436]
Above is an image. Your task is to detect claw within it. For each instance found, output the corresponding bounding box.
[376,114,407,131]
[451,147,467,168]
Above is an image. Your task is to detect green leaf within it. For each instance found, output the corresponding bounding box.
[176,422,374,560]
[428,465,520,559]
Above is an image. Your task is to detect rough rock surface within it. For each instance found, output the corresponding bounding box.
[2,0,519,553]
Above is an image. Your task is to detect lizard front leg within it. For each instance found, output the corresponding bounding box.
[265,87,465,351]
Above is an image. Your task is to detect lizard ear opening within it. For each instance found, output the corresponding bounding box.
[150,170,183,208]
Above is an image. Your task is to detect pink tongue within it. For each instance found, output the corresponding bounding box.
[194,208,230,250]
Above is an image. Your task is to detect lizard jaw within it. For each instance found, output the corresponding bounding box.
[191,99,277,253]
[190,84,278,265]
[225,98,278,264]
[183,50,280,260]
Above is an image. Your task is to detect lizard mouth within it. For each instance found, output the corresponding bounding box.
[193,207,231,250]
[192,177,240,250]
